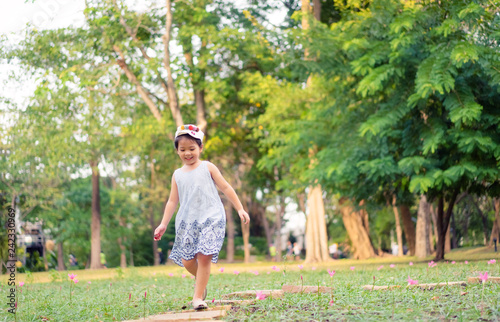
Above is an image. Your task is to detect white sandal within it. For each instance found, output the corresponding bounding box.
[192,299,208,310]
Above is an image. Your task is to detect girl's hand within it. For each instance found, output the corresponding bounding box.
[154,224,167,241]
[238,209,250,225]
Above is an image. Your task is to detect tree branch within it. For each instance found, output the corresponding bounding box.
[162,0,183,127]
[112,45,165,125]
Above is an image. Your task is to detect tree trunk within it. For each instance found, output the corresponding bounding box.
[469,196,489,245]
[451,212,458,249]
[415,195,431,258]
[129,242,134,267]
[435,190,459,261]
[261,206,272,256]
[224,201,235,263]
[489,198,500,246]
[463,204,470,244]
[57,242,66,271]
[300,0,329,263]
[163,0,183,127]
[90,160,102,269]
[339,198,375,259]
[151,216,159,266]
[304,186,331,262]
[150,154,160,266]
[475,197,487,244]
[274,195,286,262]
[117,215,127,268]
[391,196,404,256]
[241,219,250,263]
[399,205,416,255]
[430,205,438,250]
[117,236,127,268]
[445,221,451,252]
[241,192,251,263]
[183,48,208,133]
[312,0,321,20]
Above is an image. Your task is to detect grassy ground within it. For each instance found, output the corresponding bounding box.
[1,246,499,321]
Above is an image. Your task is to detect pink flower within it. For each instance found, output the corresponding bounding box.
[233,270,240,275]
[88,281,91,284]
[219,267,225,272]
[350,266,355,271]
[190,276,195,279]
[409,262,413,266]
[19,282,24,287]
[271,265,278,271]
[168,273,174,277]
[451,261,456,264]
[465,261,468,264]
[255,291,267,300]
[145,291,147,298]
[301,275,303,281]
[212,298,215,303]
[329,300,334,306]
[181,274,186,278]
[129,293,131,300]
[73,279,79,284]
[377,265,383,271]
[68,273,76,280]
[312,267,317,270]
[153,272,156,276]
[328,269,335,277]
[488,259,496,264]
[407,276,418,285]
[298,265,303,270]
[267,271,270,274]
[479,272,488,283]
[253,271,259,276]
[428,261,434,267]
[390,264,395,268]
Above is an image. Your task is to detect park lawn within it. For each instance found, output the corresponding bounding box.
[0,247,498,321]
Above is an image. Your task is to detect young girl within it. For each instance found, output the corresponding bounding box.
[153,124,250,310]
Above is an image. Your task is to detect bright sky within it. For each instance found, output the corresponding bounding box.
[0,0,86,34]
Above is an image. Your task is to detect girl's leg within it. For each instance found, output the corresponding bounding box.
[193,253,212,300]
[182,256,198,277]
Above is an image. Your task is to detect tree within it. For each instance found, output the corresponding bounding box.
[328,0,500,260]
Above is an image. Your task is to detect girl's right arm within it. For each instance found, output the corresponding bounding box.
[153,174,179,241]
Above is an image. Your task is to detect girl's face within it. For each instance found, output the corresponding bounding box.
[176,137,203,166]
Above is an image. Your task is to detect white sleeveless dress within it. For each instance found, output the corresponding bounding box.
[168,161,226,267]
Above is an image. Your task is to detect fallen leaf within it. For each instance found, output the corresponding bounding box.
[460,292,468,296]
[431,296,439,300]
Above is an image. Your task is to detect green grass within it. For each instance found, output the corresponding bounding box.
[1,247,499,321]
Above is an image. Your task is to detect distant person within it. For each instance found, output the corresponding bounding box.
[153,124,250,310]
[329,243,338,259]
[269,244,276,261]
[293,242,301,261]
[100,251,107,268]
[286,241,293,260]
[158,248,165,265]
[69,253,78,267]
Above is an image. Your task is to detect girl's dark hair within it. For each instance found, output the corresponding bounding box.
[174,134,203,149]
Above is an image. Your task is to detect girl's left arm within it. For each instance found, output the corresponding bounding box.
[207,162,250,224]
